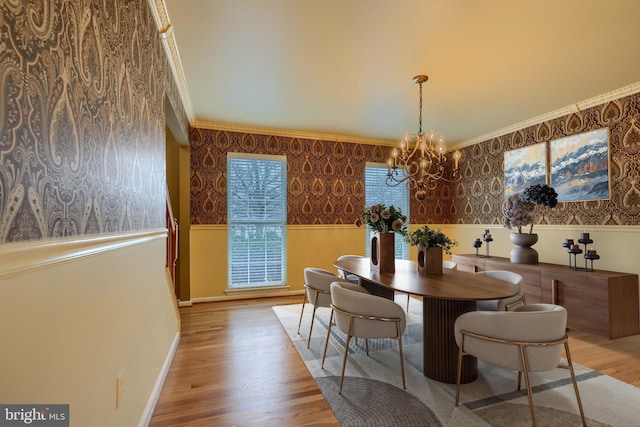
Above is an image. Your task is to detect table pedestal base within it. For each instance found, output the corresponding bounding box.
[423,298,477,384]
[359,277,478,384]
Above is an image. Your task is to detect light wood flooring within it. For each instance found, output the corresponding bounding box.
[149,295,640,426]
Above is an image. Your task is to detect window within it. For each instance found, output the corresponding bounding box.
[365,163,410,259]
[227,153,287,288]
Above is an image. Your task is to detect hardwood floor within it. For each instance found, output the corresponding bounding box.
[149,296,339,426]
[150,295,640,426]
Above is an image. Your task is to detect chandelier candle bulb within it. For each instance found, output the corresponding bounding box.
[453,150,461,169]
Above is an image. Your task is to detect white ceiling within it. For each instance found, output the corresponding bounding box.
[165,0,640,147]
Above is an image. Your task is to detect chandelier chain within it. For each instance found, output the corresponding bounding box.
[418,81,423,135]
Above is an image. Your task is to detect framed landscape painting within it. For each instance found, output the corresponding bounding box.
[550,128,610,202]
[504,142,547,197]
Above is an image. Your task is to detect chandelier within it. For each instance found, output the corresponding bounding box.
[386,75,462,201]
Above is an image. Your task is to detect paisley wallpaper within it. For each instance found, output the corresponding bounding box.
[0,0,181,243]
[191,91,640,227]
[189,128,450,225]
[455,92,640,226]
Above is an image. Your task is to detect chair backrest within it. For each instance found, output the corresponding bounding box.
[330,282,406,339]
[454,303,567,372]
[336,255,363,279]
[476,270,525,310]
[303,268,337,307]
[442,260,457,270]
[337,255,363,261]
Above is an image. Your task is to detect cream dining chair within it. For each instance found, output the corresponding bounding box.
[322,281,406,394]
[336,254,363,283]
[297,268,338,348]
[475,270,525,311]
[454,303,587,427]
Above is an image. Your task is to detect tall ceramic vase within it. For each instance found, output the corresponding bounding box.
[417,245,443,276]
[510,233,539,264]
[370,231,395,273]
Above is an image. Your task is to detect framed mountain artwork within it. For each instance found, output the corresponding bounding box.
[504,142,547,198]
[550,128,610,202]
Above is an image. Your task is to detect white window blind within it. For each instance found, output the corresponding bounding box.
[365,163,410,259]
[227,153,287,288]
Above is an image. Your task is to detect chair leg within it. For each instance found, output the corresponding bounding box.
[519,345,538,426]
[397,323,406,389]
[321,310,334,369]
[406,293,410,312]
[517,371,522,390]
[339,322,354,394]
[455,334,465,406]
[296,293,308,334]
[307,303,318,348]
[564,342,588,427]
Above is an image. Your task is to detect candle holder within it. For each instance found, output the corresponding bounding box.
[482,233,493,258]
[473,239,482,257]
[562,235,598,272]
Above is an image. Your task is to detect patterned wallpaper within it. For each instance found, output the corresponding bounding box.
[191,91,640,227]
[0,0,181,243]
[455,92,640,226]
[189,128,450,225]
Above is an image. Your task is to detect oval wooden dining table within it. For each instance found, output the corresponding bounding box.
[333,257,518,384]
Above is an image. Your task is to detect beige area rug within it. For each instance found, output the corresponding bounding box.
[274,299,640,426]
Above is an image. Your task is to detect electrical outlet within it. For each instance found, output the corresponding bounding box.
[116,370,125,410]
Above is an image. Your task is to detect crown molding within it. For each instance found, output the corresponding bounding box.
[455,81,640,149]
[147,0,195,124]
[192,120,396,146]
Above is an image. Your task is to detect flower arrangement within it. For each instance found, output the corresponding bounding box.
[405,225,458,254]
[355,204,407,235]
[503,184,558,234]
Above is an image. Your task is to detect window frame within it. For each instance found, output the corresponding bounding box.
[227,152,288,289]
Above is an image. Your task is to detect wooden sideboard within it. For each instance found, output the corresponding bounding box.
[452,254,640,339]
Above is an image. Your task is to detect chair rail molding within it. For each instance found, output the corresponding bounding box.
[0,230,166,281]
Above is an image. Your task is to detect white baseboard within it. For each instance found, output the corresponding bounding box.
[138,331,180,427]
[192,289,304,304]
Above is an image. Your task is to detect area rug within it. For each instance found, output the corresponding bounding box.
[274,299,640,426]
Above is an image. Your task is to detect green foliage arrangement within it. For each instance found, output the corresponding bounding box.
[405,225,458,254]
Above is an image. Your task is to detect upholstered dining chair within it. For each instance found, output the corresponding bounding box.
[406,260,457,311]
[454,304,587,427]
[297,268,340,348]
[442,260,457,270]
[336,254,363,283]
[474,270,525,311]
[322,281,406,394]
